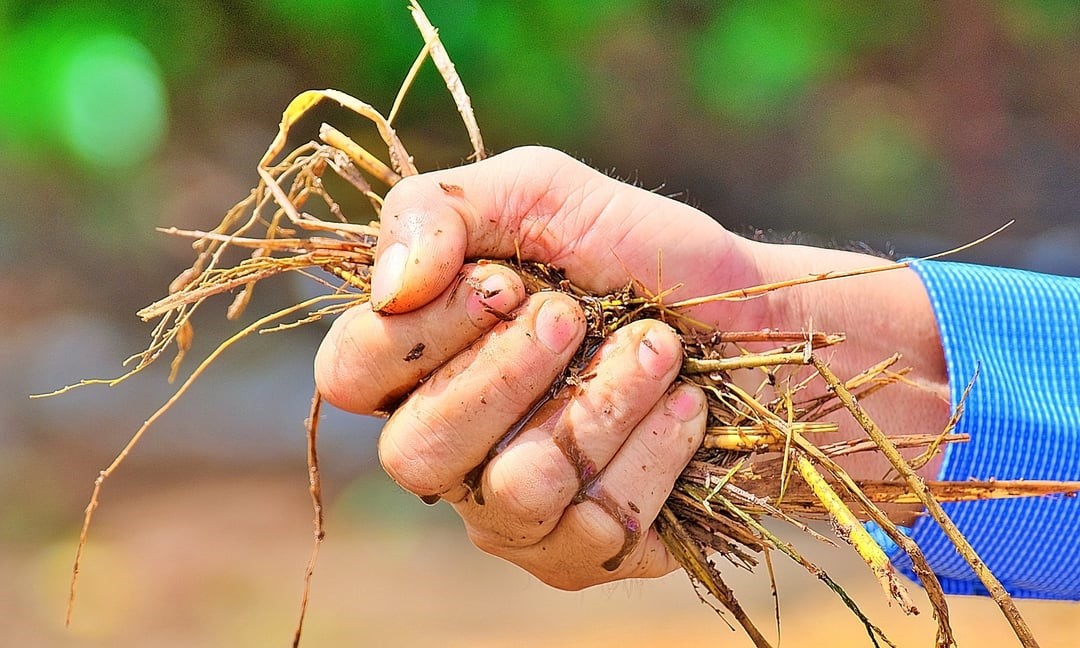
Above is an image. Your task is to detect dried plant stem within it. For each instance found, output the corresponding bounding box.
[793,434,955,648]
[810,356,1040,647]
[684,352,807,374]
[293,390,325,648]
[795,454,916,613]
[319,123,401,186]
[906,371,977,474]
[656,505,771,648]
[723,380,957,647]
[703,421,838,452]
[64,294,353,627]
[260,89,417,176]
[700,488,897,648]
[670,222,1013,312]
[815,479,1078,506]
[408,0,485,160]
[669,261,913,310]
[388,32,434,125]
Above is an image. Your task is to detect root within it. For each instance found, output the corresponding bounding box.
[63,294,355,627]
[811,356,1039,647]
[292,389,325,648]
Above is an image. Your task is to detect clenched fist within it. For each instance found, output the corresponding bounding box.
[314,146,948,589]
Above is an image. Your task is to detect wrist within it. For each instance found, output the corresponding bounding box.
[741,240,951,486]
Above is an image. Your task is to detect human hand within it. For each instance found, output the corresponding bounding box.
[314,146,949,588]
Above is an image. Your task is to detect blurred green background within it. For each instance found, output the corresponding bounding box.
[2,1,1078,646]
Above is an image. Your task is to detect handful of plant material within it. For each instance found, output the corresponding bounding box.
[43,4,1080,647]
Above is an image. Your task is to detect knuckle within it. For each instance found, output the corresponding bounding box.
[376,431,425,494]
[466,527,504,556]
[576,379,638,431]
[624,535,678,579]
[380,173,425,213]
[466,520,540,557]
[314,306,421,416]
[313,353,351,412]
[567,503,636,567]
[377,410,457,496]
[485,451,573,533]
[580,511,631,556]
[505,145,570,170]
[639,407,704,478]
[569,320,680,426]
[313,310,379,413]
[539,569,592,592]
[478,298,580,390]
[483,358,550,409]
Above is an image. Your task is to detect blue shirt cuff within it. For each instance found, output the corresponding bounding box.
[864,259,1080,600]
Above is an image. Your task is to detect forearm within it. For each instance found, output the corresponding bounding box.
[741,240,952,493]
[718,241,1080,598]
[882,260,1080,599]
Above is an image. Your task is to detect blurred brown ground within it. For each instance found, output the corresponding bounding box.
[3,460,1075,648]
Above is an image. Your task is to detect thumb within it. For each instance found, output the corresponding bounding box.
[371,146,577,314]
[369,196,469,313]
[370,146,627,313]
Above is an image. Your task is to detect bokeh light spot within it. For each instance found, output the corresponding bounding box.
[57,33,167,170]
[691,2,838,123]
[832,116,936,211]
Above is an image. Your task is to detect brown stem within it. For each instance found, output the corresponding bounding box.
[293,389,326,648]
[656,506,773,648]
[723,380,957,647]
[810,356,1039,648]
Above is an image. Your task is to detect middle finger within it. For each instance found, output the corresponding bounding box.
[456,319,684,549]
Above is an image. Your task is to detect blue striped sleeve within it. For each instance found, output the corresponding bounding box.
[870,260,1080,599]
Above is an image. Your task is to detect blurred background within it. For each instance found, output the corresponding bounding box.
[2,1,1078,645]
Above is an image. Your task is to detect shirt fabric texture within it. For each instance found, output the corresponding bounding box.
[866,260,1080,599]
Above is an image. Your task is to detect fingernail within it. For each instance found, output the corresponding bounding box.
[638,327,678,380]
[666,385,703,422]
[536,298,579,354]
[466,272,519,321]
[480,272,512,303]
[371,242,410,310]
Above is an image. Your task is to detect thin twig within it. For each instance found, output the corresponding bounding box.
[293,389,326,648]
[65,294,351,627]
[810,356,1038,648]
[409,0,486,160]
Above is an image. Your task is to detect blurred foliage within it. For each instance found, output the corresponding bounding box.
[0,0,1077,314]
[0,1,216,168]
[692,1,885,124]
